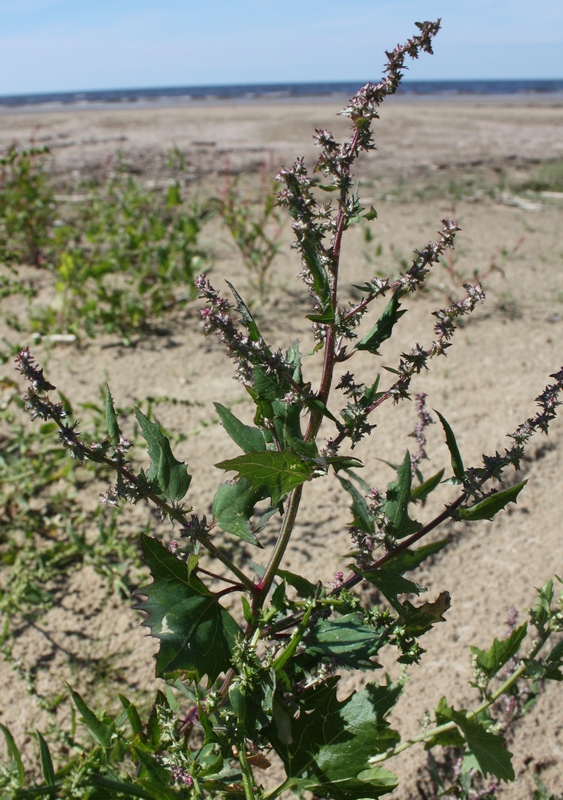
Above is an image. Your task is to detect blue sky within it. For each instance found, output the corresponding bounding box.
[0,0,562,95]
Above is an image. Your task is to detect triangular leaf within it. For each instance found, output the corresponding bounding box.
[212,479,264,546]
[135,535,240,683]
[214,403,266,453]
[135,409,191,504]
[267,678,401,799]
[216,450,316,506]
[424,697,465,749]
[459,481,527,521]
[400,592,450,637]
[471,623,527,680]
[454,713,514,782]
[355,292,406,354]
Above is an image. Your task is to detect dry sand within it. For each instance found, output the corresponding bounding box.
[1,95,563,797]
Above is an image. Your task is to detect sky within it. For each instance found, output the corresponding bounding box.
[0,0,562,96]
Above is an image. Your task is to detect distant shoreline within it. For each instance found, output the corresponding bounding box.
[2,93,563,117]
[2,79,562,115]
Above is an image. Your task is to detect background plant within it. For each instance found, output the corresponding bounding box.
[3,20,563,800]
[0,144,55,269]
[215,165,284,302]
[0,151,213,344]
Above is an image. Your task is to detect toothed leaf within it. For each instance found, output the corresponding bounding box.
[383,451,422,538]
[212,478,264,546]
[355,292,406,354]
[471,623,527,680]
[435,410,465,481]
[136,535,240,683]
[459,481,527,521]
[214,403,266,453]
[135,409,191,503]
[267,678,401,799]
[216,449,316,506]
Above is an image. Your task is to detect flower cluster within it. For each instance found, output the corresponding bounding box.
[464,367,563,498]
[411,392,434,474]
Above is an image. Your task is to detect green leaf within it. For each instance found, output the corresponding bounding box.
[136,535,240,682]
[118,695,144,735]
[411,468,445,504]
[36,731,56,787]
[214,403,265,453]
[459,481,527,521]
[267,678,401,799]
[382,538,450,574]
[382,452,422,538]
[271,399,318,457]
[132,745,171,786]
[364,206,378,221]
[104,384,121,446]
[302,614,388,670]
[307,308,336,324]
[216,450,316,506]
[471,623,527,680]
[70,689,114,748]
[304,395,341,426]
[212,479,263,546]
[276,569,318,599]
[424,697,465,749]
[226,280,262,342]
[455,713,514,782]
[301,235,331,309]
[547,639,563,665]
[355,292,406,355]
[135,408,191,504]
[357,569,424,614]
[400,592,450,637]
[338,475,374,534]
[532,579,554,631]
[90,776,165,799]
[435,410,465,481]
[0,725,25,786]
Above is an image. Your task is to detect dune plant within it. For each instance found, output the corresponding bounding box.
[216,166,284,302]
[4,20,563,800]
[30,173,210,344]
[0,145,55,268]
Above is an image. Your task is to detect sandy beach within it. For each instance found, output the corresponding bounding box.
[2,95,563,798]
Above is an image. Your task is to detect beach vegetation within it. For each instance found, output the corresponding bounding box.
[1,155,212,344]
[214,168,284,302]
[2,20,563,800]
[0,144,55,268]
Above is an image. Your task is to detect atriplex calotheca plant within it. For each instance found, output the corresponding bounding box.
[6,20,563,800]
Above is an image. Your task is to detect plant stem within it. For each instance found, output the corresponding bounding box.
[237,686,258,800]
[252,484,304,613]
